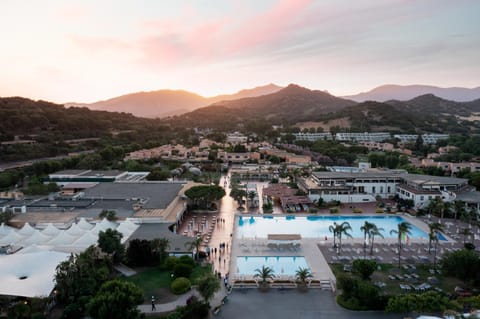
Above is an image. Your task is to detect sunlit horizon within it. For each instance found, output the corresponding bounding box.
[1,0,479,103]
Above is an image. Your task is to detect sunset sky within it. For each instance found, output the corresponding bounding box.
[1,0,479,103]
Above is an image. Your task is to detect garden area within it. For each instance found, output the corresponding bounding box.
[332,248,480,315]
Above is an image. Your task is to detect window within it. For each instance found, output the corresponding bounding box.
[372,186,376,193]
[420,196,424,201]
[387,186,391,193]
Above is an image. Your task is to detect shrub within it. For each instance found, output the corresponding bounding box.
[171,277,191,295]
[375,208,384,214]
[179,255,195,267]
[352,208,363,214]
[197,251,207,259]
[464,242,475,250]
[164,256,178,270]
[352,259,377,280]
[330,207,339,214]
[174,263,193,278]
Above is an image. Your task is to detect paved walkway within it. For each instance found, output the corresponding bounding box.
[138,290,198,314]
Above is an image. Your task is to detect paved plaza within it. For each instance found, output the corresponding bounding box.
[215,289,401,319]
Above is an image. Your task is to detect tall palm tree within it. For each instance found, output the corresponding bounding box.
[328,222,338,248]
[453,200,466,220]
[337,222,353,251]
[360,221,375,259]
[151,238,170,263]
[254,265,275,288]
[248,191,256,208]
[460,227,473,244]
[369,225,384,255]
[390,222,412,268]
[295,267,313,287]
[427,222,444,254]
[185,234,206,260]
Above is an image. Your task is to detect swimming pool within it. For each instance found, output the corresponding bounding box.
[236,256,309,275]
[237,215,435,239]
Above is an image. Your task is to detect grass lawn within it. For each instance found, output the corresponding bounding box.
[124,263,212,303]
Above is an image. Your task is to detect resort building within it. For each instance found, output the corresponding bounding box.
[262,184,312,212]
[293,132,333,141]
[299,170,471,209]
[393,134,449,144]
[226,132,248,144]
[48,170,131,186]
[335,132,391,142]
[230,164,276,181]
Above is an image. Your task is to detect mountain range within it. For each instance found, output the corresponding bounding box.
[66,83,480,119]
[66,84,282,118]
[344,84,480,102]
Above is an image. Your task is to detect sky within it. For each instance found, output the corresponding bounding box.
[1,0,479,103]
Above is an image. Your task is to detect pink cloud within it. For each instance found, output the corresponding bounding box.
[69,34,131,53]
[137,0,314,68]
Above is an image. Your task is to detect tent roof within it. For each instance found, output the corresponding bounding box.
[0,223,14,236]
[77,218,94,231]
[0,231,24,245]
[41,223,61,237]
[0,251,69,297]
[17,223,36,236]
[21,230,52,245]
[65,223,85,237]
[46,231,78,245]
[71,231,98,247]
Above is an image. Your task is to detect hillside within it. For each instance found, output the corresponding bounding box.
[69,84,283,118]
[0,97,167,162]
[172,84,356,129]
[345,84,480,102]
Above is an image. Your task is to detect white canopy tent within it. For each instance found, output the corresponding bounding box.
[47,231,78,246]
[17,244,51,254]
[0,231,24,245]
[0,251,69,297]
[65,223,86,237]
[0,222,14,236]
[20,230,52,246]
[71,231,98,248]
[17,223,36,236]
[77,218,94,231]
[41,223,61,237]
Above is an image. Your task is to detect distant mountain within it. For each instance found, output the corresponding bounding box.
[67,84,283,118]
[172,84,356,129]
[386,94,473,116]
[345,84,480,102]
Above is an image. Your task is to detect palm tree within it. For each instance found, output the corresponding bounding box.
[360,221,375,259]
[151,238,170,263]
[427,222,444,254]
[460,227,473,244]
[185,234,206,260]
[328,222,338,248]
[295,267,313,290]
[254,265,275,289]
[248,191,256,208]
[453,200,466,220]
[390,222,412,268]
[337,222,353,251]
[369,225,384,255]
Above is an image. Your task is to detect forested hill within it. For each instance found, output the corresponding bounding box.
[170,84,356,129]
[0,97,158,140]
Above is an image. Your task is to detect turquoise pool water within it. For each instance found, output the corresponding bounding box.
[237,215,435,239]
[236,256,309,275]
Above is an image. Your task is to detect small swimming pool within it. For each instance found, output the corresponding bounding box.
[236,256,309,275]
[237,215,436,240]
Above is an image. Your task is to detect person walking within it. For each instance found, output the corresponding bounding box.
[151,296,156,311]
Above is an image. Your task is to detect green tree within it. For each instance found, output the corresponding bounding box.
[196,273,220,304]
[87,280,144,319]
[390,222,412,268]
[369,225,384,255]
[428,222,444,254]
[253,265,275,288]
[247,191,256,208]
[360,221,375,259]
[185,235,205,260]
[99,210,117,221]
[98,229,124,263]
[352,259,377,280]
[146,168,171,181]
[185,185,225,209]
[295,267,313,286]
[336,221,353,250]
[151,238,170,264]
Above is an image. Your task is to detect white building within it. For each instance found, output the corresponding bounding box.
[226,132,248,144]
[293,132,333,141]
[335,132,391,142]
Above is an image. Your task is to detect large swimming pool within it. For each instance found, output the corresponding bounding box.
[236,256,309,275]
[237,215,434,239]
